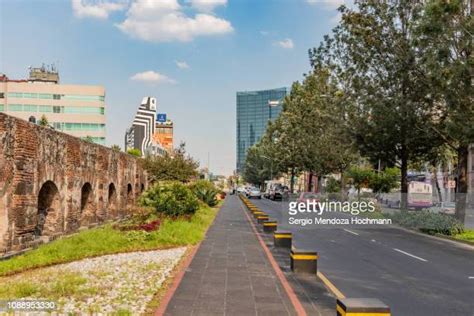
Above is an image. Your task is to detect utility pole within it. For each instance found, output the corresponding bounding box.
[207,152,210,180]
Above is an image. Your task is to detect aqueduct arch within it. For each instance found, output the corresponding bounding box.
[36,181,62,237]
[127,183,133,206]
[80,182,95,225]
[108,183,118,217]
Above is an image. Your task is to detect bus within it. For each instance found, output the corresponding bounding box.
[408,181,433,209]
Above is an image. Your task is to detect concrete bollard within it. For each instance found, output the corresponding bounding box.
[257,215,270,224]
[273,230,292,248]
[253,211,265,219]
[336,298,390,316]
[290,247,318,274]
[263,220,277,233]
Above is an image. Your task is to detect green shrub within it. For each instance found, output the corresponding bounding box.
[190,180,219,207]
[389,211,464,236]
[325,177,341,193]
[139,182,199,216]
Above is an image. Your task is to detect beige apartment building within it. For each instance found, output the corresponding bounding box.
[0,66,106,145]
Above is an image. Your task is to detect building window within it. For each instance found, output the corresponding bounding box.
[5,92,104,102]
[40,105,52,113]
[0,93,4,98]
[53,106,62,113]
[7,92,22,98]
[63,95,104,102]
[22,93,38,98]
[63,106,105,115]
[0,105,3,112]
[8,104,23,111]
[23,104,38,112]
[52,122,63,130]
[63,122,105,132]
[38,93,53,99]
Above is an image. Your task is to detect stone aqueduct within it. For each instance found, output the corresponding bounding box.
[0,113,147,254]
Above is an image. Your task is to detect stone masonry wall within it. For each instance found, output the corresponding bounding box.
[0,113,147,254]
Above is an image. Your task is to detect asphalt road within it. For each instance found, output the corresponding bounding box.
[249,197,474,316]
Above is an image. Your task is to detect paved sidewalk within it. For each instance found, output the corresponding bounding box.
[164,195,297,315]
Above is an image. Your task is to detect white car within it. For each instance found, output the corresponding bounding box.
[236,187,246,194]
[248,187,262,199]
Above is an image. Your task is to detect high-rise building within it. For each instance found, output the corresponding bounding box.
[125,97,166,157]
[236,87,287,172]
[0,66,106,145]
[153,115,174,153]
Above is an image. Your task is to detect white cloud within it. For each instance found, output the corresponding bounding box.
[175,61,190,69]
[127,0,180,19]
[306,0,345,10]
[117,0,233,42]
[130,71,176,84]
[189,0,227,12]
[72,0,126,19]
[275,38,294,49]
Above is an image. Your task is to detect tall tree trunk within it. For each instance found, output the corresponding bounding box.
[308,172,313,192]
[432,166,442,203]
[290,168,295,193]
[400,143,408,210]
[455,144,468,223]
[340,170,346,199]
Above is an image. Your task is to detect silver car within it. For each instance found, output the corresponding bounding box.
[248,187,262,199]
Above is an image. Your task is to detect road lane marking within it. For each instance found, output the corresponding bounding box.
[343,228,359,236]
[317,271,345,299]
[469,276,474,279]
[371,239,376,242]
[393,248,428,262]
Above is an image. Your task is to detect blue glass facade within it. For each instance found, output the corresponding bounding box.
[236,87,288,172]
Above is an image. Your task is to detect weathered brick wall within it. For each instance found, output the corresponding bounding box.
[0,113,147,254]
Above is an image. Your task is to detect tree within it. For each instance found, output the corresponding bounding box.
[269,83,307,193]
[242,144,273,188]
[310,1,442,209]
[111,144,121,152]
[325,177,341,193]
[143,142,199,183]
[416,0,473,221]
[83,136,94,143]
[298,70,357,193]
[127,148,142,157]
[346,166,373,201]
[368,167,400,197]
[38,115,49,127]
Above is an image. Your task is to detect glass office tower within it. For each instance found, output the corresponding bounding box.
[236,87,287,173]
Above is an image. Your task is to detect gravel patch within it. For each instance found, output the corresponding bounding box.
[0,247,187,315]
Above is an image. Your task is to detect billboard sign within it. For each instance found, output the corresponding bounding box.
[157,113,167,122]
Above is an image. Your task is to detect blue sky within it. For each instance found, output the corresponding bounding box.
[0,0,346,176]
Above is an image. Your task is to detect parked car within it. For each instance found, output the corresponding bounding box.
[270,184,289,201]
[431,201,456,215]
[236,186,246,194]
[248,187,262,199]
[264,180,280,199]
